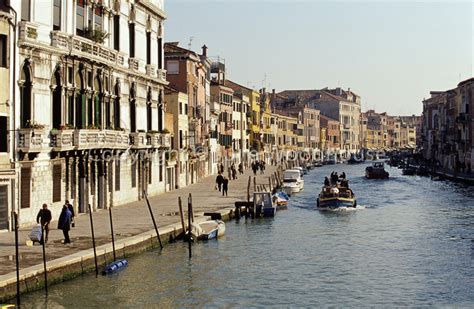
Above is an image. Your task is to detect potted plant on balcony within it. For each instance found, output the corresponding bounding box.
[160,128,170,134]
[84,28,109,44]
[24,120,46,129]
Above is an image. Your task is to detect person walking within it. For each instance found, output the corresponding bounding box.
[65,200,75,227]
[238,163,244,175]
[222,177,229,196]
[57,205,72,244]
[36,203,52,244]
[216,173,224,192]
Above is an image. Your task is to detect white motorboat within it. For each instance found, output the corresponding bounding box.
[282,169,304,194]
[190,220,226,241]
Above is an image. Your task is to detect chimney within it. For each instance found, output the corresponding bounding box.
[335,87,342,96]
[201,44,208,57]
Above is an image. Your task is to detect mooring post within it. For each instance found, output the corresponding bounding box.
[144,191,163,249]
[269,177,272,192]
[41,225,48,296]
[178,197,186,236]
[108,206,116,261]
[187,194,192,259]
[88,204,99,277]
[13,212,20,307]
[247,176,251,202]
[235,203,241,220]
[253,177,257,192]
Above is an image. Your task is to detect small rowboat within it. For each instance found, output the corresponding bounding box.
[191,220,226,241]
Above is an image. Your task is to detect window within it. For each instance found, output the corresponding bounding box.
[20,63,32,128]
[130,84,136,132]
[179,130,183,148]
[147,90,152,131]
[114,83,121,129]
[113,15,120,51]
[53,0,61,30]
[0,35,7,68]
[21,167,31,209]
[21,0,31,21]
[131,161,136,188]
[179,102,183,115]
[0,116,7,152]
[115,159,121,191]
[146,32,151,65]
[76,0,85,36]
[167,61,179,74]
[52,69,62,129]
[52,163,62,202]
[0,186,8,230]
[129,23,135,57]
[148,161,152,184]
[94,5,103,31]
[157,38,163,69]
[68,95,74,125]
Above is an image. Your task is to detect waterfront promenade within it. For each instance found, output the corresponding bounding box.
[0,165,278,300]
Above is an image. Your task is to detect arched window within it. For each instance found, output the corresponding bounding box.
[20,61,32,128]
[52,67,62,129]
[147,88,152,131]
[94,76,102,128]
[113,81,121,129]
[158,90,163,131]
[75,70,86,129]
[129,83,136,132]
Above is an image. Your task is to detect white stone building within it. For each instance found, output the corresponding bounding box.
[9,0,169,227]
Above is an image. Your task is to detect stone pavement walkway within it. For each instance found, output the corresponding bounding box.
[0,165,278,277]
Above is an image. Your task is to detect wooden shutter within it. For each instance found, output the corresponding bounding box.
[52,163,62,202]
[0,185,8,230]
[20,167,31,208]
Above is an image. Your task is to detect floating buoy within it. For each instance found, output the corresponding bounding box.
[101,259,129,276]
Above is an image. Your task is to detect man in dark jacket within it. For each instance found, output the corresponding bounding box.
[36,203,52,244]
[216,173,224,192]
[222,177,229,196]
[58,205,72,244]
[65,200,75,227]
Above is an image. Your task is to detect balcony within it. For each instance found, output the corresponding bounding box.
[158,69,167,82]
[147,132,161,147]
[146,64,157,78]
[17,128,50,153]
[50,129,75,151]
[68,129,130,150]
[210,101,220,114]
[130,132,149,148]
[128,58,140,72]
[18,21,39,44]
[160,133,172,148]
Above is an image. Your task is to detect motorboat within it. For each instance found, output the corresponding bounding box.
[324,154,337,165]
[282,169,304,194]
[254,192,276,217]
[317,185,357,209]
[365,162,389,179]
[190,220,226,241]
[272,191,290,209]
[402,166,417,175]
[313,160,323,167]
[347,154,364,164]
[294,166,304,177]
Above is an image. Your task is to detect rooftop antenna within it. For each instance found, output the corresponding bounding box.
[188,36,194,50]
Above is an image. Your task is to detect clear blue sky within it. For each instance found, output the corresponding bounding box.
[164,1,473,115]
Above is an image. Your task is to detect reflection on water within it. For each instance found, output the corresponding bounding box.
[21,164,474,307]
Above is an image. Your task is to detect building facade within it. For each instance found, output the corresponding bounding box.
[10,0,169,227]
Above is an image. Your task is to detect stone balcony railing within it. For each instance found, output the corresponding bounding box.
[160,133,172,148]
[50,32,126,68]
[50,129,130,150]
[146,64,157,78]
[147,132,161,147]
[18,21,39,44]
[130,132,150,148]
[17,128,51,153]
[158,69,167,82]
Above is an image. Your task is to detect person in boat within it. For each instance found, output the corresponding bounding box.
[340,179,349,188]
[331,172,339,185]
[324,177,330,187]
[340,172,346,180]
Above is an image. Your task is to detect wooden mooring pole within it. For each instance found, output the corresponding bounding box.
[247,176,251,202]
[144,191,163,249]
[41,225,48,296]
[178,197,185,235]
[88,204,99,277]
[13,212,20,307]
[108,206,116,261]
[187,194,193,259]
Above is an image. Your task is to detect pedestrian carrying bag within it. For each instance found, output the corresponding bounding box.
[29,224,43,242]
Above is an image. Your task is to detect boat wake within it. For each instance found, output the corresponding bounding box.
[318,205,366,212]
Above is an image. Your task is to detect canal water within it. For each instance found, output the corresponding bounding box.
[21,164,474,308]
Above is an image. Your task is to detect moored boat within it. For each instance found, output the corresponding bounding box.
[254,192,277,217]
[365,162,389,179]
[190,220,226,241]
[272,191,290,209]
[282,169,304,194]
